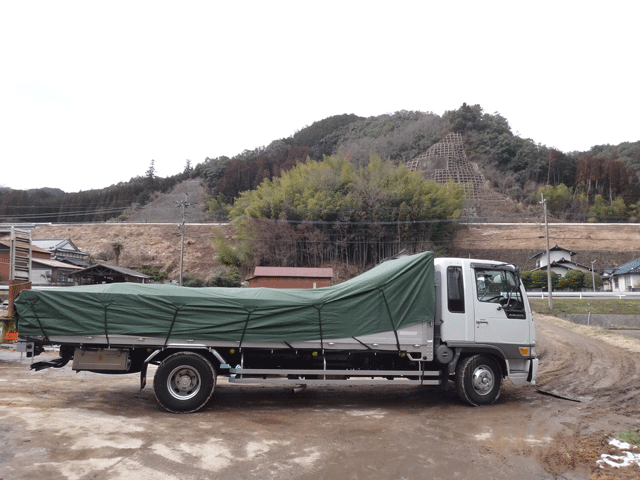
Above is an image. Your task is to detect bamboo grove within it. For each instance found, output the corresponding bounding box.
[213,154,466,269]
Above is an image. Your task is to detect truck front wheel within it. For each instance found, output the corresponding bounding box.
[455,354,502,406]
[153,352,216,413]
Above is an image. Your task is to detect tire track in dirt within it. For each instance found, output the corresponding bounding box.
[534,315,640,428]
[3,315,640,479]
[530,316,640,479]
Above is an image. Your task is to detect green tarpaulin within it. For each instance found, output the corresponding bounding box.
[16,252,434,344]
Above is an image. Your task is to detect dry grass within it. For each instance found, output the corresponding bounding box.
[536,314,640,354]
[32,223,235,282]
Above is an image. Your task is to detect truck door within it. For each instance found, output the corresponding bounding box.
[472,265,529,345]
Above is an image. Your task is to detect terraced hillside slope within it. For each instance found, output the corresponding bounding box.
[28,221,640,283]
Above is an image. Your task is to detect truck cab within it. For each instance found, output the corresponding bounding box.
[436,258,538,403]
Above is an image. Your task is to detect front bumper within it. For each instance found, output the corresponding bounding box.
[527,358,539,385]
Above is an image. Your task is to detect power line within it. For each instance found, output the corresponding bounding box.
[205,211,540,226]
[0,206,129,220]
[0,199,134,210]
[2,204,639,226]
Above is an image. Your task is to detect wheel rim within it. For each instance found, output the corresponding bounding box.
[167,366,201,401]
[471,365,494,396]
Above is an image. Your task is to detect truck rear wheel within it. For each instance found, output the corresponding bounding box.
[153,352,216,413]
[455,354,502,406]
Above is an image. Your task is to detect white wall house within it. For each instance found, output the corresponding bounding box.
[530,245,593,277]
[608,257,640,292]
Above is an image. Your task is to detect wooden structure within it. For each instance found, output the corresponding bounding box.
[31,257,83,286]
[247,267,333,289]
[70,264,150,285]
[2,233,82,287]
[0,227,32,337]
[0,227,31,284]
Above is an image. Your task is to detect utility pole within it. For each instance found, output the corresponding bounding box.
[541,194,553,310]
[591,260,596,292]
[175,193,196,286]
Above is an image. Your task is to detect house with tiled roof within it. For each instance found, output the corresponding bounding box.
[608,257,640,292]
[530,245,593,277]
[32,238,90,268]
[1,233,83,286]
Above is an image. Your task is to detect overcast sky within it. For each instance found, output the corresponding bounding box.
[2,1,638,193]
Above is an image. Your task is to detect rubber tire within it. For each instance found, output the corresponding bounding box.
[153,352,216,413]
[455,354,502,406]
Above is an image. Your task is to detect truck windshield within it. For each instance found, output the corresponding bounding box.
[475,268,525,312]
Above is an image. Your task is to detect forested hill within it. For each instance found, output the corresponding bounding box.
[2,104,640,224]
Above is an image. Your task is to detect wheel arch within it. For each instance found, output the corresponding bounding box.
[149,347,224,370]
[449,345,508,378]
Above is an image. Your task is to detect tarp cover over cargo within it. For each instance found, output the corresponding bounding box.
[16,252,434,344]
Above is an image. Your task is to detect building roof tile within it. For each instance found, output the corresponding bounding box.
[613,257,640,275]
[253,267,333,278]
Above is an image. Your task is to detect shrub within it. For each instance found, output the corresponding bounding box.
[520,271,533,289]
[139,268,168,282]
[564,270,585,291]
[530,270,548,290]
[207,266,242,287]
[552,273,568,290]
[181,273,204,287]
[582,271,603,290]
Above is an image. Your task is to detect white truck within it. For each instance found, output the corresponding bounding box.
[15,252,538,413]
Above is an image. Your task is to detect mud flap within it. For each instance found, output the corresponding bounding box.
[140,361,148,391]
[140,349,161,392]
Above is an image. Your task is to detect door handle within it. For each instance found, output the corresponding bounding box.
[476,320,488,325]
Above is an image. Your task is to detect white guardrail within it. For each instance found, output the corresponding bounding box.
[527,291,640,299]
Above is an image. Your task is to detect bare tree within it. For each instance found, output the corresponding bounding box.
[111,242,124,266]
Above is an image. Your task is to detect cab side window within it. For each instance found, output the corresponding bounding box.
[476,270,505,302]
[447,266,465,313]
[475,268,526,317]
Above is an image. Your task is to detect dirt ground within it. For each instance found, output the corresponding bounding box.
[1,316,640,480]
